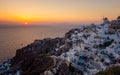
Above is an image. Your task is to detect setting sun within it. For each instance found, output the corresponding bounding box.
[24,22,28,25]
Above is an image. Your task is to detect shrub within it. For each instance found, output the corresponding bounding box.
[99,39,114,48]
[96,66,120,75]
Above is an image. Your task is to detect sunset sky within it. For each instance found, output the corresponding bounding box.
[0,0,120,25]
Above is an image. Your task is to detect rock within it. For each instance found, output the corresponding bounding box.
[55,60,70,75]
[96,66,120,75]
[10,38,64,75]
[21,55,55,75]
[12,38,64,66]
[44,70,54,75]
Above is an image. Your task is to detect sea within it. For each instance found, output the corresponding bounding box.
[0,25,81,63]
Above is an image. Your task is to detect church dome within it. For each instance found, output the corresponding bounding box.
[117,16,120,20]
[103,17,108,20]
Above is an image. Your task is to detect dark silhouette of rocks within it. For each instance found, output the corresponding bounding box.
[11,38,64,75]
[21,55,55,75]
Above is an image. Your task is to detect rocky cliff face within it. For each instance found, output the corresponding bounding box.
[1,22,120,75]
[11,38,65,75]
[12,38,64,65]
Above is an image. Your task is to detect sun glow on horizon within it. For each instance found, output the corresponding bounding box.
[24,22,28,25]
[0,0,120,25]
